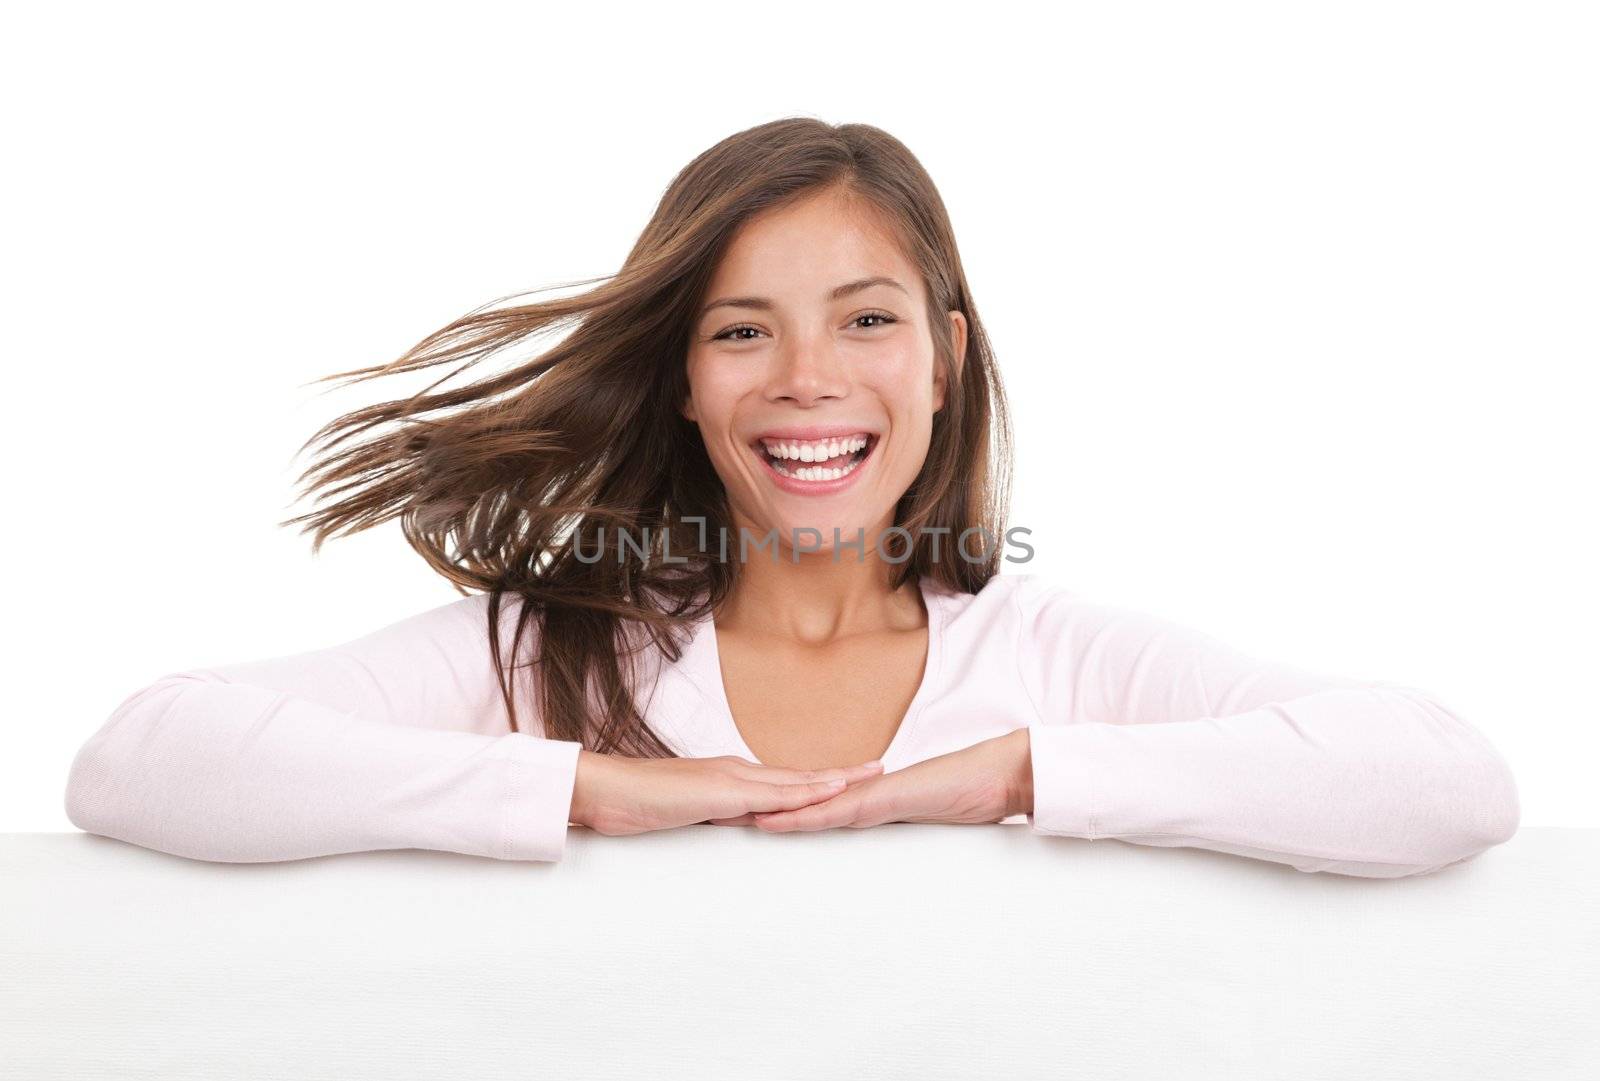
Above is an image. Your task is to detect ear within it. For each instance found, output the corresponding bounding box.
[933,309,968,413]
[680,394,697,423]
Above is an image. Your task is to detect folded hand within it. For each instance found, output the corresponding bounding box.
[726,728,1033,833]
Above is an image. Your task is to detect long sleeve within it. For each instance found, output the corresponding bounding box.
[1013,577,1521,878]
[64,591,582,864]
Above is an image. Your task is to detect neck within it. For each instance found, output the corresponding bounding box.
[716,510,924,645]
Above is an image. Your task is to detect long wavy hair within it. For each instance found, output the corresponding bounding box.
[280,116,1014,757]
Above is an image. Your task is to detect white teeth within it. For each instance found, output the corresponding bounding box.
[765,442,871,482]
[758,434,870,461]
[755,433,873,484]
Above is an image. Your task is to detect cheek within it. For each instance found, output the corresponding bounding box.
[684,358,748,425]
[857,347,937,415]
[857,353,938,474]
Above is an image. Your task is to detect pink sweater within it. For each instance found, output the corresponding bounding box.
[63,573,1521,877]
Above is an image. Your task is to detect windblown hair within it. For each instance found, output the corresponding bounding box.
[280,116,1013,756]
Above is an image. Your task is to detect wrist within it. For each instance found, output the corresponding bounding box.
[569,749,612,828]
[1005,727,1033,818]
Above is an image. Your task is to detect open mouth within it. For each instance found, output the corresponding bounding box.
[751,432,879,483]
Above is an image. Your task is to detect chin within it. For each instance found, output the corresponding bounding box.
[738,505,884,557]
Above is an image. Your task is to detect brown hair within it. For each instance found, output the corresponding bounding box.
[279,116,1013,756]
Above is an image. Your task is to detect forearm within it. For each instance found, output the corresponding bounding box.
[1025,685,1520,877]
[66,673,582,864]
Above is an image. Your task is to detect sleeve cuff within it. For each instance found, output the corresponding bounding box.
[494,735,582,863]
[1026,721,1106,839]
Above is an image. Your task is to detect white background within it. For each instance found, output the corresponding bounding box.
[4,1,1594,830]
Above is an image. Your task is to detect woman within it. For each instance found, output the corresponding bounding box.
[63,117,1520,878]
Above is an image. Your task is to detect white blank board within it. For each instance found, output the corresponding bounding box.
[3,824,1596,1080]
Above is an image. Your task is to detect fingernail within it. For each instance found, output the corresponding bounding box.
[862,760,883,769]
[826,777,848,787]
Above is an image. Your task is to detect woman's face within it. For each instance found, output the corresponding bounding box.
[682,188,967,555]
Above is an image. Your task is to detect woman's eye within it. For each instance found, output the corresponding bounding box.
[853,311,898,330]
[711,324,763,342]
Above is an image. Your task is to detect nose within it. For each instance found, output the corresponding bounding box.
[765,334,850,407]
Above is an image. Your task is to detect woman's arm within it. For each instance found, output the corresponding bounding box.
[1013,577,1521,878]
[64,592,582,864]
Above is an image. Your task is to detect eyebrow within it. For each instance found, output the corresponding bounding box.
[698,275,909,320]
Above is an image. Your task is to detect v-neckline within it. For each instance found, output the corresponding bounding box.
[691,576,946,770]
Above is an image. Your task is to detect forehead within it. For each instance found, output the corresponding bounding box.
[705,189,915,295]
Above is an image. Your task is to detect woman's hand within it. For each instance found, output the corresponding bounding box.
[569,750,885,837]
[746,728,1033,833]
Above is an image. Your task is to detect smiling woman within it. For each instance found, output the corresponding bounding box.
[62,116,1521,878]
[681,187,969,559]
